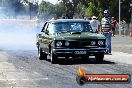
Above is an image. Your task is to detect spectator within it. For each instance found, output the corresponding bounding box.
[100,10,112,54]
[35,16,41,33]
[111,17,117,36]
[90,16,100,33]
[121,19,127,36]
[84,16,88,20]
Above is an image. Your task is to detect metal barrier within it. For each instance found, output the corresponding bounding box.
[115,23,132,36]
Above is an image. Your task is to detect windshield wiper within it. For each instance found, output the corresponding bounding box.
[70,31,81,34]
[56,30,71,34]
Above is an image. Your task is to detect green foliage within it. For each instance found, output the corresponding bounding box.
[58,0,131,22]
[38,1,65,20]
[85,2,96,17]
[2,0,39,18]
[4,0,24,17]
[4,0,131,22]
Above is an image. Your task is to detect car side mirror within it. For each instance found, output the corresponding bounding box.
[38,34,42,38]
[45,31,49,35]
[41,22,47,32]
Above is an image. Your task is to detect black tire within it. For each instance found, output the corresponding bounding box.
[38,46,47,60]
[76,76,86,86]
[95,53,104,63]
[50,50,58,64]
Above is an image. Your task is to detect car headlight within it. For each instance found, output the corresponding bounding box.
[56,41,62,47]
[65,41,69,46]
[91,41,96,46]
[98,40,104,46]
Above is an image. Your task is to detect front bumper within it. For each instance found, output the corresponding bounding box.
[53,48,107,57]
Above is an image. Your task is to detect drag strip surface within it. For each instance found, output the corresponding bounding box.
[0,50,130,88]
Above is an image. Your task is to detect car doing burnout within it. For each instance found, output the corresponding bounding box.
[36,19,107,64]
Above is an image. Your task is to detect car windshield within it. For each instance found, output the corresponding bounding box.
[49,22,93,34]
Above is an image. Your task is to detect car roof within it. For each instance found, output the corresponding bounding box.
[48,19,90,23]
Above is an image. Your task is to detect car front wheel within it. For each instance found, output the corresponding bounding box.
[38,46,47,60]
[95,53,104,63]
[50,50,58,64]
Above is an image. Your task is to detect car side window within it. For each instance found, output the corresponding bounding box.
[45,23,50,32]
[44,23,50,35]
[41,22,48,32]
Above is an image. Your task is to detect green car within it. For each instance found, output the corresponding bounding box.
[36,19,107,64]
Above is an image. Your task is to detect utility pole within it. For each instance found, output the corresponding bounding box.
[29,2,32,19]
[28,0,34,20]
[130,3,132,23]
[119,0,121,35]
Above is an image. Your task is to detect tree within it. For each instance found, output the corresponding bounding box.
[22,0,38,19]
[85,2,96,17]
[38,1,54,19]
[60,0,80,18]
[38,1,65,20]
[5,0,25,17]
[2,0,131,22]
[53,2,65,18]
[4,0,39,18]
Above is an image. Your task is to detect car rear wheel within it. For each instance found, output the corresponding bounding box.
[95,53,104,63]
[50,50,58,64]
[38,46,47,60]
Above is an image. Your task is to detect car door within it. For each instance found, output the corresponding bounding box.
[40,22,52,53]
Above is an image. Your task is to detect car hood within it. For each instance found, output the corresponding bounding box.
[51,32,105,40]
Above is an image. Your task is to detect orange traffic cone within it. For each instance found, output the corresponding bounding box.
[129,29,132,37]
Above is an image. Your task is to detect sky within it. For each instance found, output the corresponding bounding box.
[38,0,59,4]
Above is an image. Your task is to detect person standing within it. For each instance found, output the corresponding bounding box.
[35,16,41,33]
[111,17,117,36]
[122,19,127,36]
[90,16,100,33]
[100,10,112,54]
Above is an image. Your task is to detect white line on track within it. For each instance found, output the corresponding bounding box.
[0,78,49,81]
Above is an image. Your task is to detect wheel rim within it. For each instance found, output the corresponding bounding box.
[50,51,53,63]
[38,46,41,57]
[50,50,57,63]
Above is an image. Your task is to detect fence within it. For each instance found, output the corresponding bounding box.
[115,23,132,36]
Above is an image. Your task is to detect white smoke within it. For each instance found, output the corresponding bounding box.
[0,19,37,50]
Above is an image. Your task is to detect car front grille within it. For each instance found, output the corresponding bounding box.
[69,40,98,48]
[54,39,105,48]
